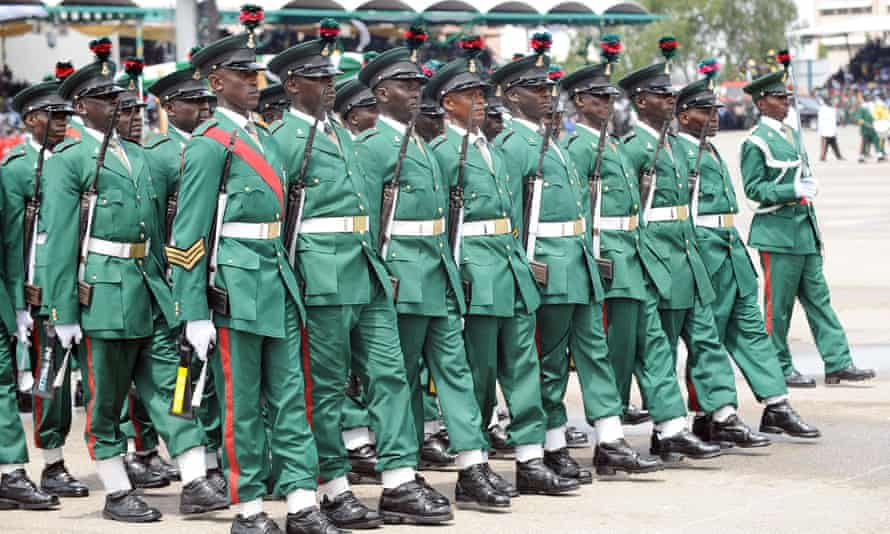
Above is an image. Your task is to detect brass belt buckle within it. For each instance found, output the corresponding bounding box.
[353,216,368,233]
[573,219,584,235]
[131,242,147,258]
[433,218,445,235]
[269,222,281,239]
[494,218,509,235]
[723,213,734,227]
[628,216,638,231]
[677,205,689,220]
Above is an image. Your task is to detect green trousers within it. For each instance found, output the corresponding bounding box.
[398,294,487,454]
[80,320,205,461]
[211,297,317,504]
[30,317,74,451]
[705,259,787,401]
[463,308,546,447]
[120,391,158,451]
[759,251,853,375]
[537,303,623,431]
[0,327,28,465]
[341,391,370,432]
[658,297,739,413]
[303,284,417,482]
[604,288,687,424]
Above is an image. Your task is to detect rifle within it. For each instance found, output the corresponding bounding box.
[170,129,237,419]
[78,98,123,307]
[285,89,327,264]
[22,111,52,308]
[783,43,811,179]
[521,90,556,286]
[448,99,478,306]
[590,98,615,280]
[379,112,419,300]
[638,118,671,225]
[688,106,718,222]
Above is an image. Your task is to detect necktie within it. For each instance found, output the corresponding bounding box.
[474,137,493,172]
[109,138,131,174]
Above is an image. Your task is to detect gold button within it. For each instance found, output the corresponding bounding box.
[438,207,443,214]
[92,275,97,280]
[314,178,320,184]
[357,192,362,197]
[439,243,443,249]
[359,204,364,211]
[245,186,250,191]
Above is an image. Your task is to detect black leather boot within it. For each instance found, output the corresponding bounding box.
[784,370,816,388]
[0,469,60,510]
[379,479,453,524]
[232,512,283,534]
[286,506,349,534]
[760,400,821,438]
[420,431,455,469]
[694,414,771,449]
[481,463,518,497]
[621,404,652,425]
[144,449,180,481]
[180,475,229,514]
[825,365,876,384]
[650,430,722,461]
[565,426,589,448]
[208,467,228,493]
[347,444,377,479]
[320,490,383,529]
[455,464,510,510]
[124,452,169,489]
[515,458,579,495]
[593,439,663,476]
[41,460,89,497]
[102,489,161,522]
[543,448,592,485]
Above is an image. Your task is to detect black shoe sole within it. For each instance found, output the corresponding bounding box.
[381,510,453,525]
[517,483,580,496]
[595,463,664,476]
[180,499,230,515]
[0,498,60,510]
[785,381,817,388]
[328,517,385,529]
[454,496,511,511]
[41,486,90,498]
[760,425,822,439]
[731,440,772,449]
[131,478,171,489]
[102,510,162,522]
[824,375,875,385]
[654,449,722,462]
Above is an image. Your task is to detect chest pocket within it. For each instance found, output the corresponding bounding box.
[218,242,260,321]
[297,241,338,296]
[396,181,429,219]
[540,181,569,220]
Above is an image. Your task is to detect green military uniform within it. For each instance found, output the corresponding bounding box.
[355,48,488,459]
[619,64,738,415]
[672,80,786,402]
[169,35,318,505]
[852,105,883,157]
[741,72,857,378]
[560,68,687,425]
[144,67,222,457]
[43,63,206,463]
[265,41,417,484]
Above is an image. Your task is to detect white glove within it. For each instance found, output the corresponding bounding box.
[54,324,83,349]
[794,178,818,200]
[17,371,34,393]
[186,320,216,361]
[14,310,33,347]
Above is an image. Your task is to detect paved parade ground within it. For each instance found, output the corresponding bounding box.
[5,126,889,534]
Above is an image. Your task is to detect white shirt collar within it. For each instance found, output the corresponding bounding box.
[760,115,785,135]
[511,116,540,134]
[217,106,251,130]
[678,131,700,146]
[637,120,659,140]
[446,121,486,144]
[575,122,602,139]
[70,115,84,126]
[26,134,43,154]
[379,114,408,135]
[288,106,327,127]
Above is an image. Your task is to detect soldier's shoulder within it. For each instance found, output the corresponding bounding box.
[428,135,449,150]
[1,144,26,166]
[564,132,581,148]
[192,119,219,137]
[268,119,286,134]
[354,127,380,143]
[143,134,172,150]
[52,137,80,154]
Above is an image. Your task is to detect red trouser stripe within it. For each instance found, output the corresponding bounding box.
[33,326,43,449]
[761,252,773,335]
[686,374,701,413]
[602,303,609,334]
[84,337,97,459]
[219,328,240,504]
[300,326,313,427]
[128,391,143,451]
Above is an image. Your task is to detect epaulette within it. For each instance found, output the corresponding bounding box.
[268,119,285,134]
[498,129,516,145]
[354,128,380,143]
[620,132,636,144]
[52,138,80,153]
[143,135,171,150]
[1,145,26,166]
[192,119,219,137]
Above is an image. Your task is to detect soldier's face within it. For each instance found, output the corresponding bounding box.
[377,79,422,122]
[481,112,503,140]
[508,84,551,122]
[347,104,378,133]
[25,109,69,147]
[166,98,213,133]
[415,113,444,142]
[758,94,789,121]
[576,93,611,124]
[211,69,260,113]
[442,87,485,131]
[288,75,335,114]
[79,94,120,132]
[117,107,143,143]
[678,107,719,138]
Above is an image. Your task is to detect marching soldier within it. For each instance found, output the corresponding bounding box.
[144,66,223,488]
[43,56,227,522]
[741,71,876,386]
[673,76,821,440]
[493,44,662,479]
[257,83,288,125]
[333,77,378,136]
[619,59,769,451]
[0,83,70,511]
[481,85,508,144]
[356,46,524,507]
[169,31,344,534]
[267,35,456,524]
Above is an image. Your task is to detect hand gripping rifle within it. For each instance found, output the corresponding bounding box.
[78,98,122,307]
[379,112,419,300]
[638,117,670,225]
[285,89,328,264]
[170,129,238,419]
[448,99,478,306]
[590,99,615,280]
[521,90,556,286]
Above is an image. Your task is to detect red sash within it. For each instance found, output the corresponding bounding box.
[203,125,284,210]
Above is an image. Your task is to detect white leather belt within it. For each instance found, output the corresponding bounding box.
[300,216,369,234]
[390,217,446,237]
[695,213,735,228]
[87,238,150,259]
[535,218,585,238]
[597,216,638,232]
[647,205,689,222]
[462,218,511,237]
[36,232,47,245]
[220,221,281,240]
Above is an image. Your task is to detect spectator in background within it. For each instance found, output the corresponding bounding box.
[854,92,886,162]
[818,96,844,161]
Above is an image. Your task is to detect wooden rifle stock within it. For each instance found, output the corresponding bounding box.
[23,110,53,307]
[522,96,556,286]
[590,100,615,280]
[285,91,327,256]
[205,130,239,316]
[448,100,478,307]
